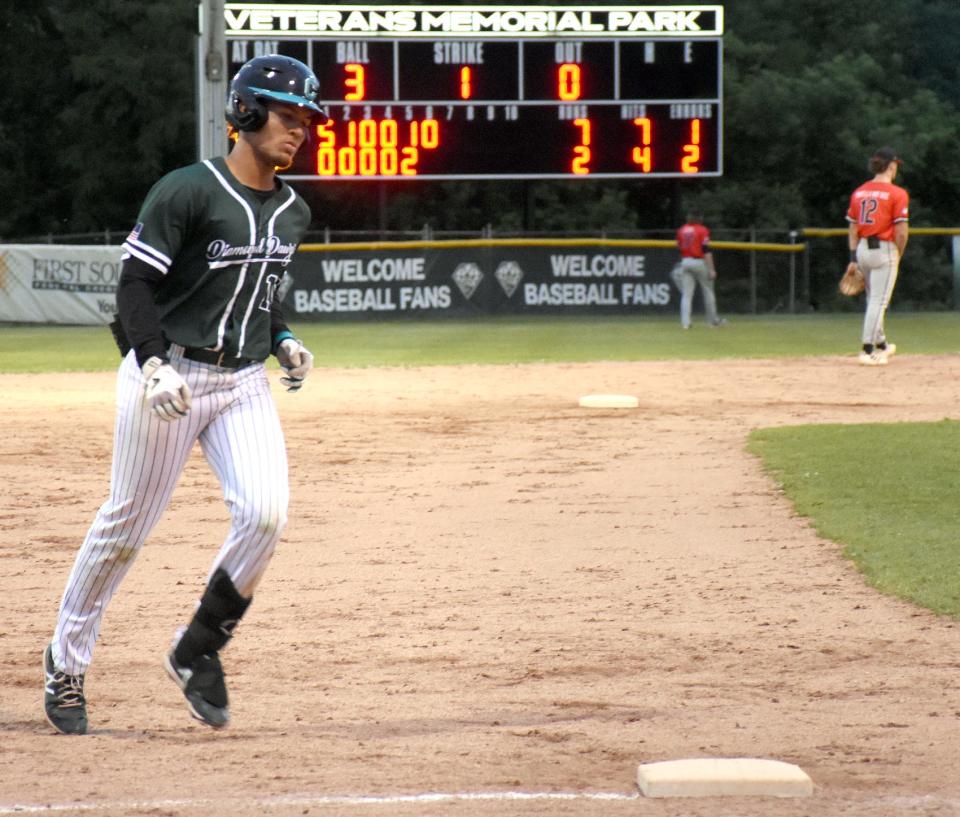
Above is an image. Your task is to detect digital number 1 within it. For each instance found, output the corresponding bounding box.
[681,119,701,173]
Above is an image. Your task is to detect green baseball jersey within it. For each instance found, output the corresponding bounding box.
[121,156,311,361]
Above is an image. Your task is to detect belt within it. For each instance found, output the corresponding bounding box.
[865,236,882,249]
[180,347,257,369]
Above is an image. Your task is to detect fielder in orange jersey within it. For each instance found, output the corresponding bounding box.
[845,146,909,366]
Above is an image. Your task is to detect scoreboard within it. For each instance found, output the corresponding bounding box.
[223,4,724,180]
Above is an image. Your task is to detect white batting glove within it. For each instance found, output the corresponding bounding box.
[142,357,192,421]
[276,338,313,392]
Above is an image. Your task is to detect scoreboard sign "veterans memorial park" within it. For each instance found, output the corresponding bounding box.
[224,4,724,180]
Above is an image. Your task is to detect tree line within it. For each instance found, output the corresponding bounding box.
[2,1,958,296]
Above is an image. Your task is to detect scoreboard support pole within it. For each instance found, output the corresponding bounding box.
[197,0,228,161]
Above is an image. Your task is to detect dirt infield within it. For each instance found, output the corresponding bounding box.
[2,355,960,816]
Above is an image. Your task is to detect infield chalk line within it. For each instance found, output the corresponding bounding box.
[6,791,960,814]
[0,790,639,814]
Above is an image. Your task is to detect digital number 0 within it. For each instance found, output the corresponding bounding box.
[558,64,582,101]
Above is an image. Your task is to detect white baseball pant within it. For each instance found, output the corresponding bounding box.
[856,238,900,346]
[51,347,289,676]
[679,257,719,328]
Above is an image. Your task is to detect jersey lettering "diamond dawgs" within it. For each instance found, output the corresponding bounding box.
[121,157,311,361]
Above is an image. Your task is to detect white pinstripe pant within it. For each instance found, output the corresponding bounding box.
[856,238,900,346]
[52,348,289,675]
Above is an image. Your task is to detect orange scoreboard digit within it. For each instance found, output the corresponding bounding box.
[223,4,724,180]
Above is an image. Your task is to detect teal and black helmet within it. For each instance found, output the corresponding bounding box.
[226,54,327,132]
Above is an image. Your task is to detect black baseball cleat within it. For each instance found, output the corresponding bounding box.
[43,644,88,735]
[164,650,230,728]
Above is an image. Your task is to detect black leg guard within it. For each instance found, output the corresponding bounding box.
[174,568,252,668]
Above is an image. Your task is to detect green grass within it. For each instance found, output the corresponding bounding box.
[1,311,958,372]
[748,421,960,619]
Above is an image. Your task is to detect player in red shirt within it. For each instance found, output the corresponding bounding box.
[674,212,725,329]
[845,146,909,365]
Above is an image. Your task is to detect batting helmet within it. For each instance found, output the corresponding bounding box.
[226,55,327,132]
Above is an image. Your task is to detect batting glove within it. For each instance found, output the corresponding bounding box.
[276,338,313,392]
[142,357,192,421]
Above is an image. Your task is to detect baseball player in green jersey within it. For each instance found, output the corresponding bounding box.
[43,55,326,734]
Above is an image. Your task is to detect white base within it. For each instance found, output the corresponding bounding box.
[578,394,639,409]
[637,758,813,798]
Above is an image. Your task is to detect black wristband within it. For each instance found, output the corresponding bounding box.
[849,250,857,262]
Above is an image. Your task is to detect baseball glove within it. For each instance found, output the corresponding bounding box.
[839,263,865,296]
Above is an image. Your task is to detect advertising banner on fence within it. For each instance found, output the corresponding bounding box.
[0,242,681,325]
[0,245,122,325]
[286,244,679,320]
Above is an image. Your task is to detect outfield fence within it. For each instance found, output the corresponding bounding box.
[3,228,958,322]
[294,236,806,321]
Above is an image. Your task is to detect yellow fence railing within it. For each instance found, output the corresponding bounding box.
[303,228,959,254]
[802,227,960,238]
[301,237,805,253]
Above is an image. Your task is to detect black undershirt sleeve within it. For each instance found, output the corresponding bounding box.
[269,287,291,351]
[116,257,168,367]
